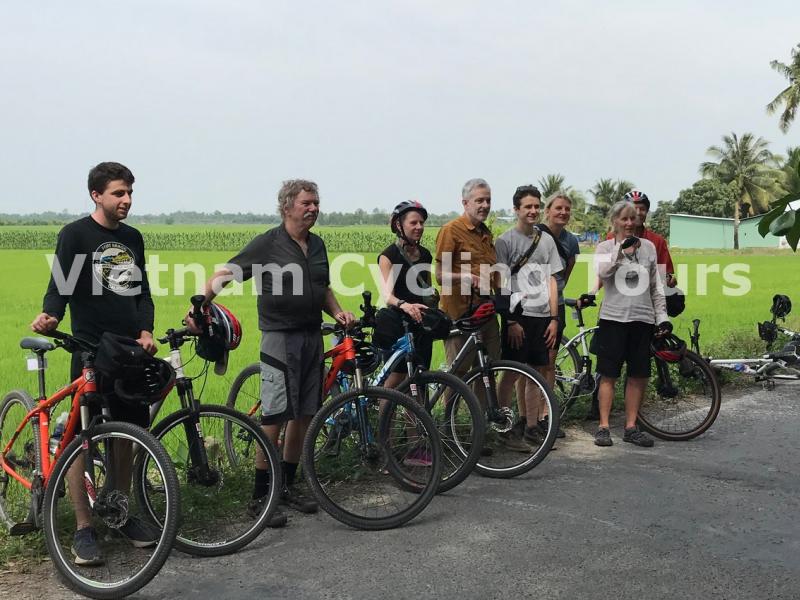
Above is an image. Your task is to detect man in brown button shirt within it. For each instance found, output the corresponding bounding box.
[435,178,501,377]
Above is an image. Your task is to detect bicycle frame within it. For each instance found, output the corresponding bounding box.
[1,342,105,531]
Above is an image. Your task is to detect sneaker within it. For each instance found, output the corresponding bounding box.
[538,417,566,439]
[498,431,533,453]
[72,527,104,566]
[402,447,434,468]
[118,514,160,549]
[523,426,544,445]
[623,427,654,448]
[247,496,288,528]
[594,427,613,447]
[280,485,319,514]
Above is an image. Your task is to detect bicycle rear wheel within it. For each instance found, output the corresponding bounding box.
[303,387,441,530]
[554,339,581,416]
[637,350,721,441]
[0,390,36,530]
[464,360,559,479]
[138,405,281,556]
[226,363,261,423]
[42,421,180,600]
[396,370,485,493]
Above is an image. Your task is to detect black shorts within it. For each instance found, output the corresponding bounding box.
[595,319,654,379]
[71,353,150,428]
[501,315,551,366]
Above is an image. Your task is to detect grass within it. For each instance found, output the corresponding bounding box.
[1,245,799,565]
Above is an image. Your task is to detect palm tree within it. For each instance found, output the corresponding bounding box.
[699,132,783,249]
[589,178,634,218]
[537,173,566,198]
[779,146,800,196]
[767,44,800,133]
[589,178,616,217]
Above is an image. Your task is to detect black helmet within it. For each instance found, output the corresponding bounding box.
[390,200,428,246]
[771,294,792,319]
[418,307,453,340]
[114,357,176,406]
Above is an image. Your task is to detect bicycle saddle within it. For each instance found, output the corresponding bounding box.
[20,337,55,352]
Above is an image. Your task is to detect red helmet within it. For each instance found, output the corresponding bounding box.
[457,301,496,330]
[651,333,686,363]
[207,303,242,350]
[623,189,650,209]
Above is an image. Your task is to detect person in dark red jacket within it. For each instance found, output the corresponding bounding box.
[606,190,677,287]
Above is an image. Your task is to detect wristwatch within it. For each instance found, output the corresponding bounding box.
[549,316,559,321]
[396,300,406,308]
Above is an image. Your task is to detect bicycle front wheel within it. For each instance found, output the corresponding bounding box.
[303,387,442,530]
[0,390,36,530]
[637,350,721,441]
[139,405,282,557]
[42,421,180,600]
[464,360,559,479]
[396,370,485,493]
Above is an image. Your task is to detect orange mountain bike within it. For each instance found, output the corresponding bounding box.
[0,331,180,600]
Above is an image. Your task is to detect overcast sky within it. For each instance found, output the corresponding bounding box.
[1,1,799,216]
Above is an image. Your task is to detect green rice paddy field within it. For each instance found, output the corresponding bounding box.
[1,244,798,412]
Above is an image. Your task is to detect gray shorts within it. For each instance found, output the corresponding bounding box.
[259,329,324,425]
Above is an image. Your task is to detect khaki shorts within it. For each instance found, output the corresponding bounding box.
[259,329,324,425]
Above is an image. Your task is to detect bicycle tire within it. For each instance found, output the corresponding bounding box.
[396,370,485,493]
[637,350,721,441]
[226,362,261,422]
[463,360,559,479]
[42,421,180,600]
[0,390,37,530]
[139,404,281,557]
[303,386,442,530]
[554,339,582,416]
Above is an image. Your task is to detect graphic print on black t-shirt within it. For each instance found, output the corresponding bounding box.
[92,241,137,293]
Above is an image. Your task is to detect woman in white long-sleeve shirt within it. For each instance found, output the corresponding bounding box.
[592,201,671,448]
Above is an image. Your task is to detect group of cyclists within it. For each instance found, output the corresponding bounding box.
[27,162,677,570]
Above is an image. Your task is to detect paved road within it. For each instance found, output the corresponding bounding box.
[5,382,799,599]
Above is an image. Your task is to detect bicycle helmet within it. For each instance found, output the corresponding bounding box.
[355,341,382,375]
[650,333,686,363]
[419,307,453,340]
[771,294,792,319]
[623,189,650,209]
[114,356,176,406]
[196,302,243,375]
[390,200,428,246]
[457,302,496,330]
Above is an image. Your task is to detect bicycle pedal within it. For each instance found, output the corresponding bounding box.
[9,521,37,536]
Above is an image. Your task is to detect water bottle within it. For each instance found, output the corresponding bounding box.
[49,412,68,454]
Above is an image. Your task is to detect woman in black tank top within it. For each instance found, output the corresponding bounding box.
[377,201,436,386]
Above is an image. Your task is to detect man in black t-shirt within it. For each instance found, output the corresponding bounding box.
[30,162,159,565]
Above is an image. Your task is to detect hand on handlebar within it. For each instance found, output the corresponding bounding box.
[399,302,428,323]
[334,311,356,328]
